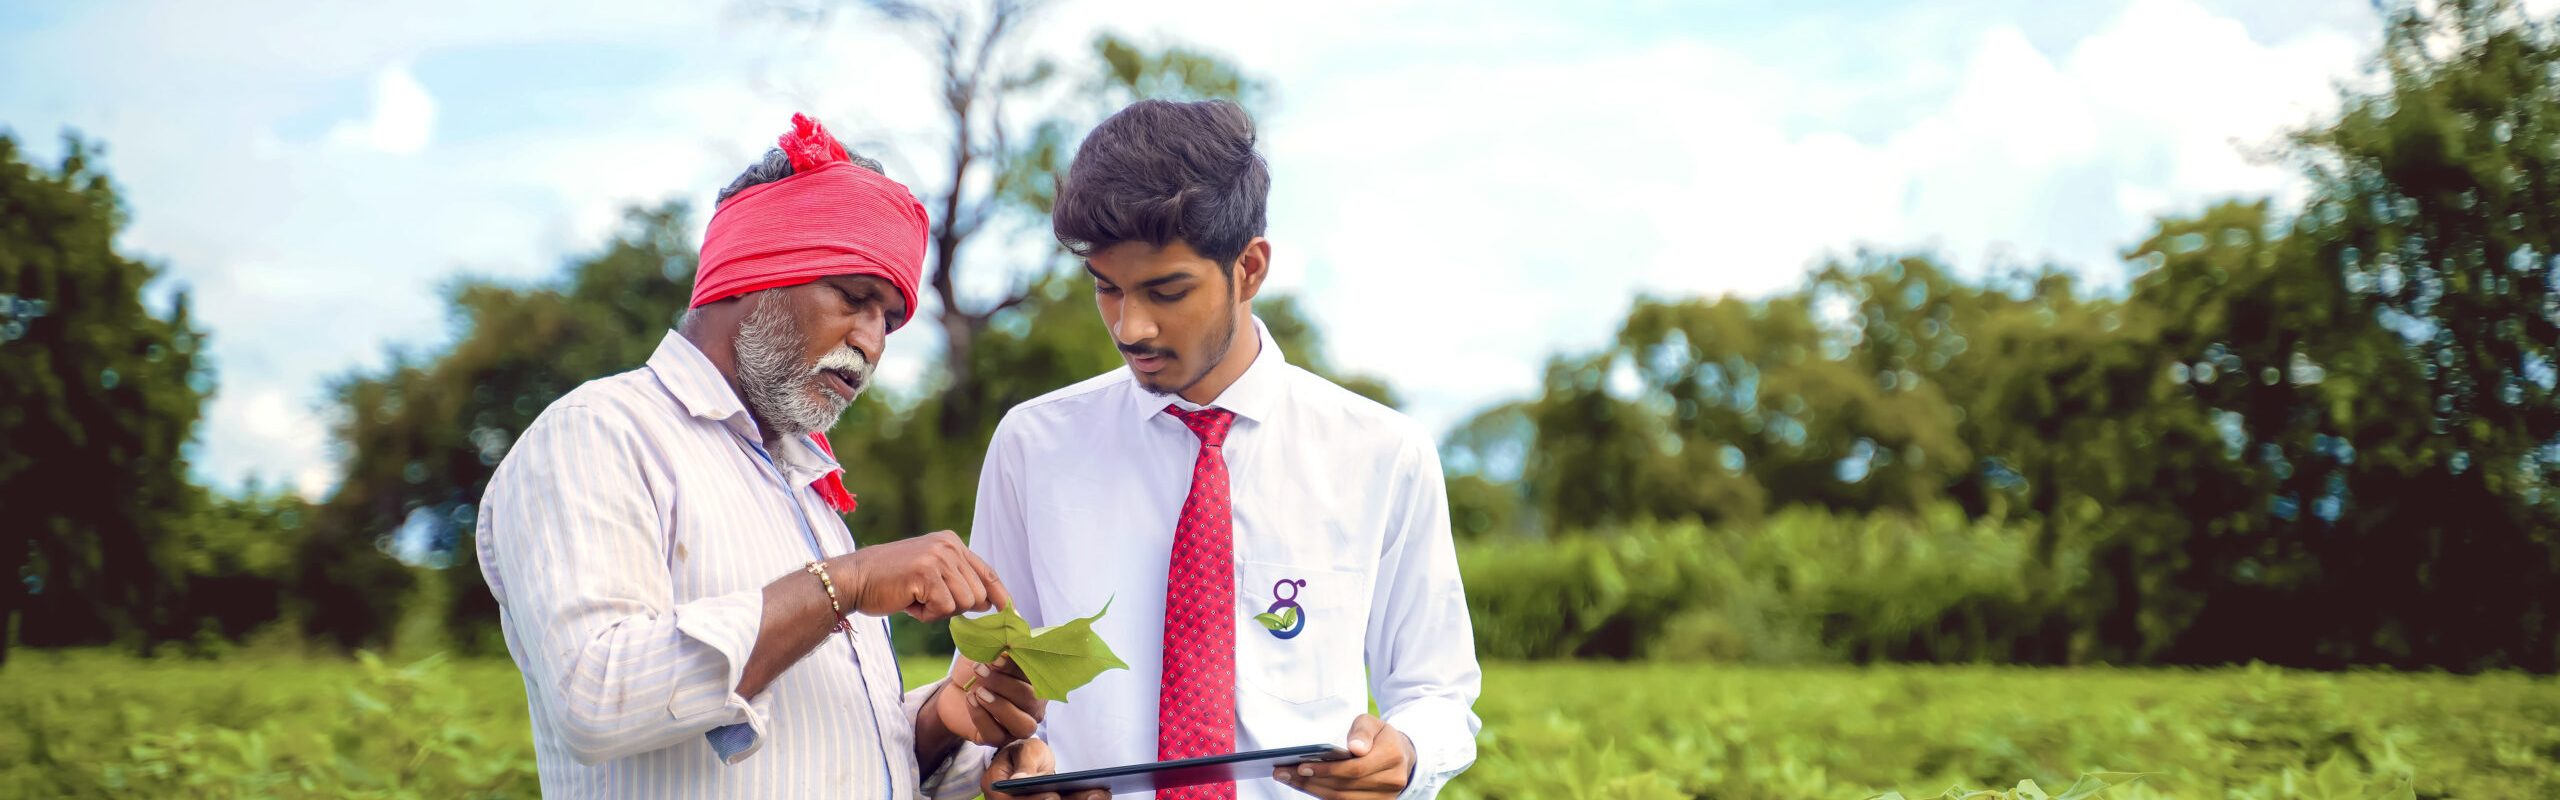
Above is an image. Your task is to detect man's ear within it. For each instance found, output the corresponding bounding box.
[1232,237,1272,304]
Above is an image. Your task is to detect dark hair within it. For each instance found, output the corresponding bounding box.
[716,147,886,205]
[1052,99,1268,273]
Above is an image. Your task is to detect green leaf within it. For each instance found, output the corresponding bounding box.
[949,603,1031,664]
[2310,756,2363,800]
[948,599,1129,702]
[344,689,389,715]
[2366,774,2416,800]
[2052,772,2152,800]
[1254,606,1301,631]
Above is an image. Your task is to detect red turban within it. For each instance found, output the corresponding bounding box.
[694,113,928,321]
[694,114,929,514]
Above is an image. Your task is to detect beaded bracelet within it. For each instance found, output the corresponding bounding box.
[804,560,844,616]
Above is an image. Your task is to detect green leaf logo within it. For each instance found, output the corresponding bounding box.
[1255,605,1300,632]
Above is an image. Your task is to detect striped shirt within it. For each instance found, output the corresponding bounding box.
[477,330,983,799]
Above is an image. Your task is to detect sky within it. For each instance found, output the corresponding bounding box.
[0,0,2458,500]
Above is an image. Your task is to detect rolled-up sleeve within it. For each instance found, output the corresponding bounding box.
[1367,428,1484,798]
[479,403,774,766]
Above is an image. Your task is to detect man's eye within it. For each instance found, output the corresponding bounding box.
[1096,285,1122,296]
[1152,291,1189,303]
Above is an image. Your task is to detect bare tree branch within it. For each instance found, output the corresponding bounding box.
[984,286,1033,317]
[786,0,1063,437]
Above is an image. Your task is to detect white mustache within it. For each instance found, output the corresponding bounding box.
[812,347,873,383]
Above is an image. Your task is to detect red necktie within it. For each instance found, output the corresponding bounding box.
[1158,407,1238,799]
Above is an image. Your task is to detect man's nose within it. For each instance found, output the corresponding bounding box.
[848,321,885,365]
[1116,301,1157,345]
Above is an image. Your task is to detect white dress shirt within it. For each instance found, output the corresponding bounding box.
[967,316,1483,799]
[477,331,984,799]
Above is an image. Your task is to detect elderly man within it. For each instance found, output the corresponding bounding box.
[477,114,1094,799]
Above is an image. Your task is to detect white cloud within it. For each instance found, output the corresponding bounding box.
[0,0,2399,494]
[327,64,437,155]
[1245,0,2378,436]
[2067,0,2365,219]
[201,385,334,500]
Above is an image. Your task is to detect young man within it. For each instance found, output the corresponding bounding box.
[478,114,1096,800]
[956,100,1481,799]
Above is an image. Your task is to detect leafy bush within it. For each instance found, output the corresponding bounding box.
[1461,505,2092,664]
[1,651,537,798]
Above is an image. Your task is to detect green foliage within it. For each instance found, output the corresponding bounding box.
[2245,0,2560,669]
[17,653,2548,798]
[1459,506,2083,664]
[0,132,214,659]
[307,203,698,653]
[161,483,319,653]
[1868,772,2151,800]
[2297,0,2560,465]
[997,31,1272,217]
[0,651,538,798]
[1447,0,2560,670]
[1450,662,2558,799]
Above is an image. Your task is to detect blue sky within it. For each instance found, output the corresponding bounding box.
[0,0,2441,499]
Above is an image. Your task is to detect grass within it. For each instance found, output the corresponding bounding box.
[2,651,2553,798]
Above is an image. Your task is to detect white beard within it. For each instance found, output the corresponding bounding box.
[733,291,872,439]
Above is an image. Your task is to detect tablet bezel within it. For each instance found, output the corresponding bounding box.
[989,743,1354,795]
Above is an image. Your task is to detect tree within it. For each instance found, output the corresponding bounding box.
[754,2,1392,548]
[2253,0,2560,668]
[1442,0,2560,667]
[304,203,697,652]
[1494,282,1974,533]
[780,0,1265,442]
[0,133,213,661]
[163,481,318,649]
[289,18,1391,651]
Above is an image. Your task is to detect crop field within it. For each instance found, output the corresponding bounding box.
[3,652,2553,798]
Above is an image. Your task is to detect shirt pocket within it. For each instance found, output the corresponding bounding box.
[1235,560,1360,706]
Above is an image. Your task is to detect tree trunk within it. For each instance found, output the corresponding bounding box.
[938,307,980,439]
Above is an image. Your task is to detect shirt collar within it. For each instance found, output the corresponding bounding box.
[770,431,843,484]
[1132,314,1286,424]
[647,330,843,481]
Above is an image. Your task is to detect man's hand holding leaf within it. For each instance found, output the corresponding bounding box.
[934,652,1045,748]
[951,601,1129,702]
[937,601,1128,748]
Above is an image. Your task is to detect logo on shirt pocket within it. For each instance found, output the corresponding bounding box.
[1253,578,1307,640]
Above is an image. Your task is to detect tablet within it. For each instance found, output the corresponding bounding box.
[990,743,1353,795]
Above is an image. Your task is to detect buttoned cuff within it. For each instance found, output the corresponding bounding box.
[1387,698,1478,798]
